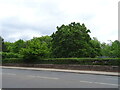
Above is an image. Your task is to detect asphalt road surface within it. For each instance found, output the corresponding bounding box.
[2,68,119,88]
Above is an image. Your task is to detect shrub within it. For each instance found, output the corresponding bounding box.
[19,37,52,63]
[2,52,23,59]
[2,57,120,66]
[2,58,24,63]
[34,58,120,65]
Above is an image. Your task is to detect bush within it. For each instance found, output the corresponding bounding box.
[40,58,120,65]
[2,58,24,63]
[19,38,51,63]
[2,57,120,66]
[23,55,39,63]
[2,52,23,59]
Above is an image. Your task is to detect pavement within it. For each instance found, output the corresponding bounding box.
[1,66,119,76]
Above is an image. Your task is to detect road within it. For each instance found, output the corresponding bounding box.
[2,68,119,88]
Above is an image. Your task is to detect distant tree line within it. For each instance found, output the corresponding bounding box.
[1,22,120,61]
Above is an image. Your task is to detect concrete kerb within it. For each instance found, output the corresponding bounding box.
[1,66,119,76]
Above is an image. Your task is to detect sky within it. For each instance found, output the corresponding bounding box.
[0,0,119,43]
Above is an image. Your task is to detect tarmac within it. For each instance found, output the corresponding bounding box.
[1,66,119,76]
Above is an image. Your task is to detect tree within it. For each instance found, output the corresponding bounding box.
[101,42,111,57]
[0,36,6,52]
[20,36,52,62]
[12,39,25,53]
[0,36,3,52]
[101,40,120,58]
[4,42,14,52]
[51,22,92,58]
[111,40,120,57]
[89,37,101,57]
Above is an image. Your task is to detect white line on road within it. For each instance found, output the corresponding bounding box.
[80,81,93,83]
[93,82,118,86]
[28,75,59,80]
[3,73,16,76]
[80,80,118,86]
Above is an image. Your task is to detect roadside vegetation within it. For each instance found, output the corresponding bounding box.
[1,22,120,65]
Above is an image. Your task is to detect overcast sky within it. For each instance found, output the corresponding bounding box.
[0,0,119,43]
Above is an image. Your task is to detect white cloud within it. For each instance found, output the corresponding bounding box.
[0,0,119,43]
[2,28,44,42]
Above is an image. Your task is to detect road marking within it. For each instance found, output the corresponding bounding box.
[3,73,16,76]
[28,75,59,80]
[37,76,59,80]
[80,81,93,83]
[80,81,118,86]
[93,82,118,86]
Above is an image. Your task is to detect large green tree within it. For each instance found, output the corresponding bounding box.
[20,36,52,62]
[89,37,101,57]
[51,22,92,58]
[0,36,3,52]
[4,42,14,52]
[0,36,7,52]
[110,40,120,57]
[12,39,25,53]
[101,40,120,58]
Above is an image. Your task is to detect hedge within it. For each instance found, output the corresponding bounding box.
[2,58,24,64]
[38,58,120,65]
[2,58,120,66]
[2,52,23,59]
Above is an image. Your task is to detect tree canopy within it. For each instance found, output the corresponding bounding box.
[19,36,52,62]
[51,22,93,58]
[1,22,119,60]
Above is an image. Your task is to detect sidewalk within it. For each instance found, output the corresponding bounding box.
[1,66,119,76]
